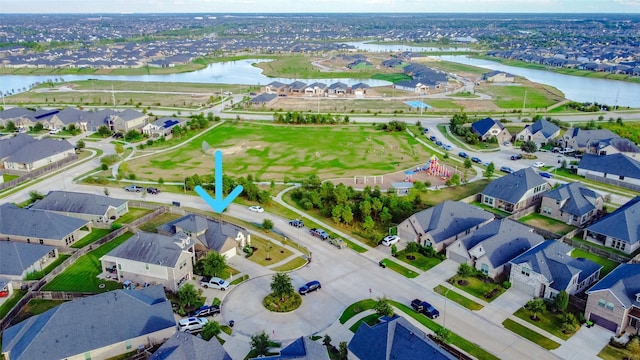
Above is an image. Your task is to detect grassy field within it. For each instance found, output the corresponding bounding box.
[598,344,637,360]
[127,122,435,181]
[138,212,184,232]
[71,228,113,249]
[513,307,576,340]
[43,232,133,292]
[571,249,620,277]
[114,208,153,224]
[502,319,561,350]
[244,235,294,266]
[434,285,484,311]
[519,213,576,235]
[479,83,564,109]
[0,290,27,320]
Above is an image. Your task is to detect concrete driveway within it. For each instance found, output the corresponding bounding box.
[552,324,612,360]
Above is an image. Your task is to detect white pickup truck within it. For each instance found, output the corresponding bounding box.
[200,276,230,291]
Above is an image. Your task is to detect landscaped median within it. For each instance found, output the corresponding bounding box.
[502,318,561,350]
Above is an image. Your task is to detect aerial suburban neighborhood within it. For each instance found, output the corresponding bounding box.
[1,9,640,360]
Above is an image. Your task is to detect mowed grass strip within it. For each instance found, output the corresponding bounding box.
[339,299,377,324]
[128,122,433,181]
[434,285,484,311]
[380,259,419,278]
[43,232,133,292]
[271,257,308,272]
[502,318,561,350]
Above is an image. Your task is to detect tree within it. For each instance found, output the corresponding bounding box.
[464,157,472,170]
[484,162,495,179]
[33,122,44,132]
[341,205,354,226]
[457,263,475,277]
[125,129,140,142]
[554,290,569,313]
[338,341,348,360]
[76,139,86,151]
[435,327,451,344]
[202,251,227,277]
[177,283,199,310]
[331,204,344,224]
[527,298,547,320]
[28,191,45,203]
[627,337,640,357]
[97,125,112,137]
[362,216,375,234]
[373,297,394,317]
[270,272,294,301]
[6,121,16,132]
[323,334,332,348]
[262,219,274,230]
[114,143,125,154]
[520,140,538,153]
[250,331,270,357]
[200,321,221,341]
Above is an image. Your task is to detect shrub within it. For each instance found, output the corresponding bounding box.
[457,263,475,277]
[101,163,108,171]
[502,281,512,289]
[405,241,421,254]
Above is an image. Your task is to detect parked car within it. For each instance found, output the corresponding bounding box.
[411,299,440,319]
[503,141,511,146]
[443,144,452,151]
[178,317,208,333]
[532,161,545,168]
[381,235,400,246]
[458,152,469,158]
[289,219,304,228]
[471,157,482,163]
[112,133,124,139]
[309,228,329,240]
[191,305,221,317]
[328,238,347,249]
[298,280,321,295]
[423,128,429,133]
[248,205,264,213]
[429,135,437,142]
[200,276,230,291]
[510,154,523,160]
[539,172,553,179]
[500,166,514,173]
[49,128,61,134]
[124,185,143,192]
[435,140,443,147]
[146,187,160,194]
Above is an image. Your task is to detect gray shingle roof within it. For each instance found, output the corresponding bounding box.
[599,137,640,153]
[0,203,90,241]
[30,191,127,216]
[250,93,278,103]
[586,264,640,308]
[251,336,329,360]
[53,107,86,125]
[6,137,74,163]
[0,134,36,159]
[529,119,560,138]
[1,285,175,360]
[410,200,494,244]
[462,219,544,268]
[348,315,456,360]
[543,182,600,217]
[0,242,55,276]
[158,214,247,252]
[586,196,640,245]
[579,153,640,179]
[117,109,145,121]
[104,232,193,267]
[482,167,548,204]
[510,240,602,292]
[566,128,617,148]
[149,332,232,360]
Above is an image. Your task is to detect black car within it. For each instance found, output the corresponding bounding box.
[146,187,160,194]
[510,154,523,160]
[471,157,482,163]
[429,135,437,141]
[458,152,468,158]
[500,166,515,173]
[298,280,321,295]
[289,219,304,228]
[191,305,221,317]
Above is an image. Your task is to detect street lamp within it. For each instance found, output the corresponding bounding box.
[444,286,451,329]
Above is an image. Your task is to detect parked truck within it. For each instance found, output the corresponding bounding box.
[411,298,440,319]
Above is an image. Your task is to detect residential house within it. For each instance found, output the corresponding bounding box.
[288,81,307,94]
[303,82,327,96]
[348,315,456,360]
[595,137,640,158]
[0,203,91,246]
[471,117,512,143]
[577,153,640,191]
[0,134,75,172]
[0,107,35,128]
[327,82,348,95]
[156,214,248,259]
[397,200,494,252]
[108,109,147,133]
[585,264,640,334]
[0,241,58,280]
[480,167,550,214]
[482,70,516,83]
[561,128,619,153]
[1,285,176,360]
[249,336,329,360]
[46,107,88,131]
[30,190,129,223]
[100,231,195,292]
[149,332,232,360]
[540,182,604,226]
[265,81,288,94]
[583,196,640,255]
[516,119,561,146]
[351,82,370,97]
[142,117,187,139]
[84,109,118,131]
[447,219,544,279]
[248,93,278,107]
[509,240,602,298]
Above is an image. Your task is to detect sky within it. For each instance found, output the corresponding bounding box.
[2,0,640,14]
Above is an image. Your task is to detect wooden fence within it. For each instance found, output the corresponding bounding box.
[561,237,631,263]
[428,334,475,360]
[0,154,78,191]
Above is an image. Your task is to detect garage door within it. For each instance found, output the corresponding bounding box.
[512,280,536,297]
[589,314,618,332]
[447,251,468,264]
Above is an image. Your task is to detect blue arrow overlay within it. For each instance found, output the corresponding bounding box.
[195,150,243,213]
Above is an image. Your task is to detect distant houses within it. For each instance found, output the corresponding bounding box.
[482,70,515,83]
[0,134,75,173]
[516,118,561,146]
[471,117,511,143]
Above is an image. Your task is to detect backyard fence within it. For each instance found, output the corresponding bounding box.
[0,154,78,191]
[561,237,631,263]
[428,334,475,360]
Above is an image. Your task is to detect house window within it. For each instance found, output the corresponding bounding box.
[598,299,606,308]
[84,352,92,360]
[619,175,624,180]
[145,264,150,270]
[542,206,552,215]
[39,239,44,245]
[481,264,489,275]
[483,196,494,206]
[521,267,530,276]
[118,264,122,270]
[606,302,614,310]
[126,340,132,350]
[27,239,30,243]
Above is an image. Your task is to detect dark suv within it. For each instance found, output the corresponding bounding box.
[146,187,160,194]
[298,280,321,295]
[309,228,329,240]
[191,305,221,317]
[289,219,304,228]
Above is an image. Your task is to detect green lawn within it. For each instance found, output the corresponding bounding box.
[0,290,27,320]
[513,307,577,340]
[245,235,294,266]
[434,285,484,311]
[339,299,377,324]
[380,259,420,278]
[25,254,71,280]
[470,201,511,217]
[343,238,368,253]
[2,174,19,182]
[43,232,133,292]
[71,228,113,248]
[449,275,506,302]
[114,208,153,224]
[271,257,308,271]
[396,250,442,271]
[571,248,619,277]
[10,299,68,325]
[229,274,249,286]
[502,319,561,350]
[479,83,564,109]
[138,212,184,232]
[598,344,636,360]
[518,213,575,235]
[349,313,380,332]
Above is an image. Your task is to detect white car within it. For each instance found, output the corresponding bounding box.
[381,235,400,247]
[532,162,546,168]
[248,205,264,213]
[178,317,208,333]
[49,128,61,134]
